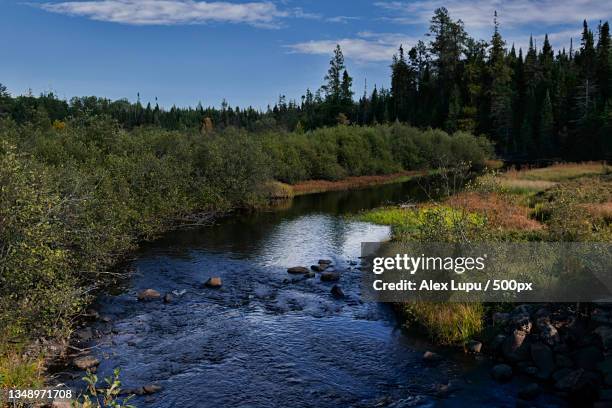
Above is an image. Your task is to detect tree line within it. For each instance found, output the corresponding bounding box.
[0,8,610,160]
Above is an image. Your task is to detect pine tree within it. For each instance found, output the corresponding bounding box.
[487,12,513,153]
[322,45,346,103]
[539,90,554,156]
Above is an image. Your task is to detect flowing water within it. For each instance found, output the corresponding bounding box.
[70,180,562,407]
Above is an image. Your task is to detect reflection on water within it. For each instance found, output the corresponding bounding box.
[75,179,563,408]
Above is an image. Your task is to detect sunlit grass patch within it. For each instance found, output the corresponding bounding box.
[497,178,558,194]
[263,180,294,199]
[401,302,484,345]
[504,162,608,182]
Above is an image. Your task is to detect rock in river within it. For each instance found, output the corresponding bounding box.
[320,272,340,282]
[73,355,100,370]
[331,284,345,298]
[518,383,540,400]
[287,266,309,274]
[137,289,161,301]
[466,340,482,353]
[491,364,513,382]
[143,384,163,394]
[204,277,222,288]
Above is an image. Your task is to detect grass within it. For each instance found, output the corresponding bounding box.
[0,347,45,390]
[446,191,543,231]
[504,161,608,182]
[400,302,484,345]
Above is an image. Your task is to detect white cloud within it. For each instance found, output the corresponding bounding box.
[38,0,291,28]
[286,32,418,63]
[375,0,612,28]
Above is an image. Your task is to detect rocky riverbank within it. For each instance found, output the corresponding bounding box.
[483,303,612,407]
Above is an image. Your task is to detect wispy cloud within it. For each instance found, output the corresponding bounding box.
[287,32,418,63]
[375,0,612,28]
[38,0,294,28]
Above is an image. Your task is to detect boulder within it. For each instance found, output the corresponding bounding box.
[74,327,93,342]
[318,259,332,265]
[554,368,600,404]
[556,354,574,368]
[466,340,482,353]
[331,285,345,298]
[573,346,603,371]
[73,355,100,370]
[163,293,173,303]
[320,272,340,282]
[287,266,309,274]
[491,364,513,382]
[310,264,327,272]
[530,342,555,379]
[502,329,530,361]
[204,277,222,288]
[518,383,540,400]
[537,318,560,345]
[137,289,161,301]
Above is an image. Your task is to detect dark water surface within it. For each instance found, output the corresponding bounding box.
[77,180,562,407]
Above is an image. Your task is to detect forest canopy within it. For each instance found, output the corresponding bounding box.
[0,8,610,162]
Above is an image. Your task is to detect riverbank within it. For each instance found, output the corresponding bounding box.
[359,162,611,406]
[289,170,430,196]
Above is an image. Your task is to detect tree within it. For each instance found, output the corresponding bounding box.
[487,11,513,153]
[391,45,415,122]
[322,45,346,103]
[539,90,554,156]
[596,22,611,104]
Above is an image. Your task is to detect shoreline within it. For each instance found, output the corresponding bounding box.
[289,170,432,196]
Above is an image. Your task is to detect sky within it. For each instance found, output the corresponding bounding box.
[1,0,611,109]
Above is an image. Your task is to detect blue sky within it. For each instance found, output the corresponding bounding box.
[1,0,611,109]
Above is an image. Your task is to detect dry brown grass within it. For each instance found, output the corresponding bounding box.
[290,170,427,195]
[580,202,612,222]
[446,191,543,231]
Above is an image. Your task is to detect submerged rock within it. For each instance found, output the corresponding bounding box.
[287,266,309,274]
[491,364,513,382]
[318,259,332,265]
[310,264,327,272]
[518,383,540,400]
[320,272,340,282]
[423,351,442,362]
[163,293,173,303]
[331,285,345,298]
[137,289,161,301]
[143,384,163,394]
[73,355,100,370]
[204,277,222,288]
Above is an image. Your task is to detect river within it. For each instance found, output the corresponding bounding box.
[68,179,562,407]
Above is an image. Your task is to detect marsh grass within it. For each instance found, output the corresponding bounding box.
[504,162,608,182]
[401,302,484,345]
